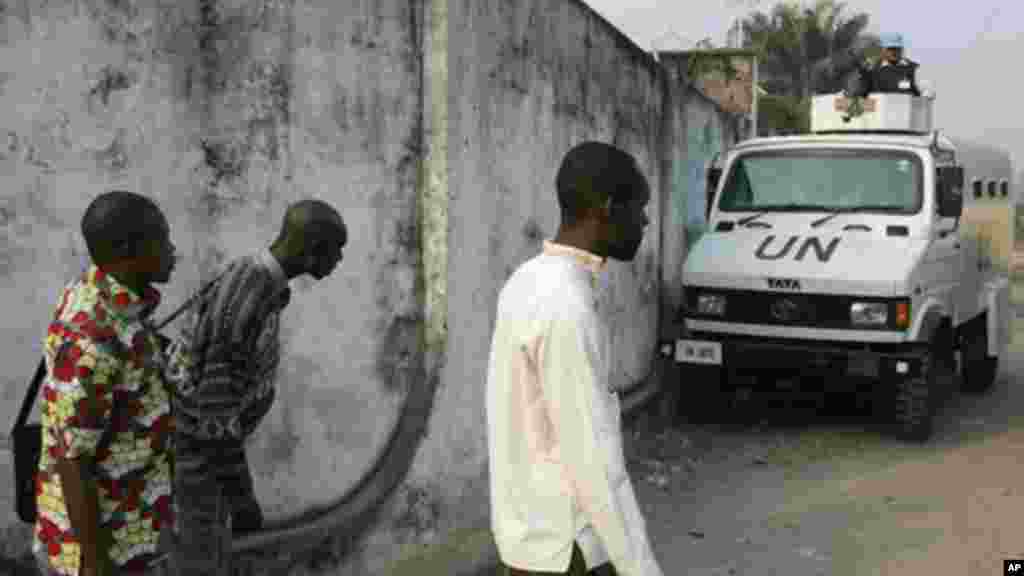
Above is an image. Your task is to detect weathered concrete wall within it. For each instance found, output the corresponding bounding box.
[680,92,734,254]
[450,0,666,406]
[657,55,741,315]
[0,0,205,554]
[422,2,739,575]
[201,0,423,524]
[1,0,739,573]
[0,0,427,567]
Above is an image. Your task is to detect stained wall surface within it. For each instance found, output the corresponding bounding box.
[0,1,739,573]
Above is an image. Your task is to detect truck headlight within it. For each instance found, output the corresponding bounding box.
[697,293,727,316]
[850,302,887,326]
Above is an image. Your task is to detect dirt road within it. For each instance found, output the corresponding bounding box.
[628,321,1024,576]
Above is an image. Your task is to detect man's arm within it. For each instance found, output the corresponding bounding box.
[538,308,659,576]
[230,295,279,436]
[180,294,273,441]
[48,336,118,575]
[52,460,108,575]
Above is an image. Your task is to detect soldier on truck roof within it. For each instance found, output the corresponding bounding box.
[852,32,921,97]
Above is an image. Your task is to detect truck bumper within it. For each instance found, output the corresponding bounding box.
[671,330,926,385]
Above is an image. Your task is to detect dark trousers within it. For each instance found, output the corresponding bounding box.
[502,543,618,576]
[172,444,262,576]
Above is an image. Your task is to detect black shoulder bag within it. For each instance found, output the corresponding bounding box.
[11,343,123,524]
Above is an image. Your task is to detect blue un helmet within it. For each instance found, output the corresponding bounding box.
[879,32,904,49]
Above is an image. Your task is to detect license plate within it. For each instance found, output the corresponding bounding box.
[675,339,722,365]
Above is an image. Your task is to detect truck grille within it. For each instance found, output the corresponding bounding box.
[684,288,901,331]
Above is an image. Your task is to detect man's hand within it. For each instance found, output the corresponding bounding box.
[79,528,115,576]
[80,552,115,576]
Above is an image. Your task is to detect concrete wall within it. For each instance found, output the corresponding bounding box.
[1,0,739,573]
[0,0,428,567]
[0,0,206,555]
[428,3,738,575]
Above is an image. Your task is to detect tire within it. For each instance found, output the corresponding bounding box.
[679,364,728,425]
[892,324,955,442]
[961,314,998,395]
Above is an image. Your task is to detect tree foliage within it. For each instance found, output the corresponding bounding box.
[740,0,881,134]
[682,38,745,83]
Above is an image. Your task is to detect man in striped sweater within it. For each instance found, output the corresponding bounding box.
[166,199,346,576]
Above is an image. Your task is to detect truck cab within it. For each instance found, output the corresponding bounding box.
[673,92,1012,441]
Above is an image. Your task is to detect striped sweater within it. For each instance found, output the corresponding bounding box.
[167,250,290,447]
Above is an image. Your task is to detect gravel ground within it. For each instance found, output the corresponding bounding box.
[624,318,1024,576]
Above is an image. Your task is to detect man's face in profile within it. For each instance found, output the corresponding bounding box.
[107,210,177,284]
[309,223,347,280]
[605,174,650,262]
[882,47,901,63]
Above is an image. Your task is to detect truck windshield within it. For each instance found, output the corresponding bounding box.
[717,149,923,214]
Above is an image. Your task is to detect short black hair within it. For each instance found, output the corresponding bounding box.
[555,141,642,225]
[276,198,346,248]
[81,190,164,264]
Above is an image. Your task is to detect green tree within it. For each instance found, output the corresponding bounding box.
[740,0,880,134]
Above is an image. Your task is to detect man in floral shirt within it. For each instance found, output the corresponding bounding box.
[34,191,179,576]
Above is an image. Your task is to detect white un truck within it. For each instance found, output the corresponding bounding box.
[673,92,1013,441]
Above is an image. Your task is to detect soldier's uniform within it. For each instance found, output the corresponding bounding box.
[859,56,920,96]
[849,32,921,99]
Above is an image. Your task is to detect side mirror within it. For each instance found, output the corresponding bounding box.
[949,166,964,188]
[937,166,963,219]
[705,167,722,220]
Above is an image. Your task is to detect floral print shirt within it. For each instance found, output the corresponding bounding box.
[33,266,174,575]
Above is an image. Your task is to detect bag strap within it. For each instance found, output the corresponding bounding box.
[12,358,47,435]
[11,321,80,435]
[153,268,233,332]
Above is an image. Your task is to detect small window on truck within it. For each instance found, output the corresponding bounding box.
[988,180,997,197]
[972,179,983,198]
[1001,180,1009,197]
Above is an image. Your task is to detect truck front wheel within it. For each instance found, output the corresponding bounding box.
[891,324,955,442]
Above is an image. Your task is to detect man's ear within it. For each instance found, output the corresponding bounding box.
[597,196,613,222]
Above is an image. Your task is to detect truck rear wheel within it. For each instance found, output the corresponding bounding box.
[961,314,997,395]
[892,324,955,442]
[679,364,728,425]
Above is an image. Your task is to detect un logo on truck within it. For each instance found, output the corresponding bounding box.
[755,235,841,262]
